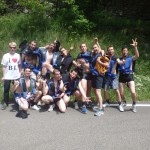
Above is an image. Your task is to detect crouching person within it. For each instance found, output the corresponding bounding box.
[41,69,66,113]
[11,67,42,119]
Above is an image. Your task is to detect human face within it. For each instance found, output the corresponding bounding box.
[29,41,37,51]
[80,44,87,53]
[24,68,31,77]
[9,46,17,54]
[93,44,100,54]
[70,71,77,80]
[54,70,61,80]
[60,48,67,56]
[49,43,55,51]
[107,46,114,56]
[122,48,128,57]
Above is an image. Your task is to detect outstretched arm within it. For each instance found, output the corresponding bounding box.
[130,38,139,60]
[94,37,105,56]
[94,37,101,50]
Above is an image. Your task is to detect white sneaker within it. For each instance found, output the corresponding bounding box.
[31,105,40,111]
[48,104,55,112]
[94,109,104,117]
[103,102,110,108]
[74,102,79,110]
[119,105,124,112]
[132,105,137,113]
[92,106,99,112]
[122,101,127,107]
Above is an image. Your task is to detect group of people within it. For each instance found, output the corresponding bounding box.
[0,38,139,119]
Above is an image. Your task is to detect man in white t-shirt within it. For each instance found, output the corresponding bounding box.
[1,42,21,110]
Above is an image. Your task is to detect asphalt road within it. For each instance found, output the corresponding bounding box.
[0,102,150,150]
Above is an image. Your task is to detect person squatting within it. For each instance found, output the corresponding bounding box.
[0,38,139,119]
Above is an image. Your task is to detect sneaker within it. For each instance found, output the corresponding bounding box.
[103,99,110,108]
[119,104,124,112]
[1,103,8,110]
[48,104,55,112]
[82,105,87,114]
[74,102,79,110]
[16,110,28,119]
[31,105,40,111]
[122,101,127,107]
[132,105,137,113]
[86,101,95,108]
[94,109,104,117]
[92,105,99,112]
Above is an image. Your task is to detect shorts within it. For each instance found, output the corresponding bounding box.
[82,73,92,80]
[104,75,119,90]
[14,92,35,102]
[92,75,104,89]
[119,73,134,83]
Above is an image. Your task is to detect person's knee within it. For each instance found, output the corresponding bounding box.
[37,91,42,96]
[22,105,28,111]
[41,96,47,103]
[131,91,136,96]
[42,62,47,67]
[60,107,66,113]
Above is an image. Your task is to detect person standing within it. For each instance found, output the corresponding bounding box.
[90,44,109,116]
[118,39,139,112]
[1,42,21,109]
[103,45,125,112]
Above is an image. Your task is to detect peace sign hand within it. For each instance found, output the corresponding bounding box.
[94,37,98,43]
[130,38,138,47]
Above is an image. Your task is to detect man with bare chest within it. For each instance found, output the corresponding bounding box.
[42,43,59,79]
[12,67,42,119]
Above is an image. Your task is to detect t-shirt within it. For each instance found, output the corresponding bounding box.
[1,52,21,80]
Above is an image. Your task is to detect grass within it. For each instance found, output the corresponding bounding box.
[0,13,150,102]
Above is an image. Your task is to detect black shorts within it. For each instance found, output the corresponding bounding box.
[82,73,92,80]
[119,73,134,83]
[92,75,104,89]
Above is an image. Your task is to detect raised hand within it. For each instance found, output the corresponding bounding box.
[130,38,138,47]
[94,37,98,44]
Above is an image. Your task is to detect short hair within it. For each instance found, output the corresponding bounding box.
[9,42,17,47]
[29,40,37,45]
[24,66,31,71]
[121,45,128,51]
[107,45,114,50]
[80,43,87,48]
[53,69,60,75]
[70,68,78,73]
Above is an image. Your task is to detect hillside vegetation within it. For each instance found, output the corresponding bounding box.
[0,0,150,101]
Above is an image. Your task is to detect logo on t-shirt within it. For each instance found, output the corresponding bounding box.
[12,58,17,63]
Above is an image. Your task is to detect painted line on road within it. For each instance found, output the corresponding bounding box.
[103,104,150,107]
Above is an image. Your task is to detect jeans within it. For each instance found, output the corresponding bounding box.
[3,80,12,105]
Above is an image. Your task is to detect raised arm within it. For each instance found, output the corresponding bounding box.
[94,37,101,50]
[130,38,139,60]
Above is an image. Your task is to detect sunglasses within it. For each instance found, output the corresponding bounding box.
[10,47,16,49]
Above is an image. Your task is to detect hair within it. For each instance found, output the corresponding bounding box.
[121,45,128,51]
[53,69,60,75]
[70,68,78,73]
[80,43,87,48]
[24,66,31,71]
[29,40,37,45]
[9,42,17,47]
[107,45,114,50]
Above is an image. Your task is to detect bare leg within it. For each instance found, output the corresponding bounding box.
[56,99,66,113]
